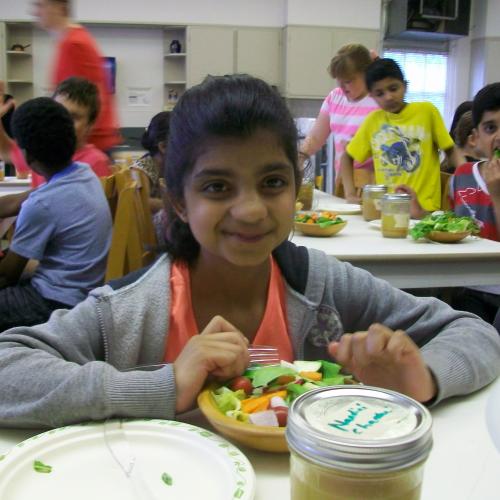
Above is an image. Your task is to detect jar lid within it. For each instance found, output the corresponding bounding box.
[286,386,432,472]
[382,193,411,201]
[363,184,388,193]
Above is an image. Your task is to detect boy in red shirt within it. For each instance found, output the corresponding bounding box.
[449,82,500,325]
[32,0,120,151]
[0,77,112,217]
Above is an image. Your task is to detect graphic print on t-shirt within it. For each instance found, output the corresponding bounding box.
[456,186,483,228]
[374,124,422,178]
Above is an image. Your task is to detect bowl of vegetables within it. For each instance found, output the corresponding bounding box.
[197,360,352,453]
[294,211,347,237]
[409,211,479,243]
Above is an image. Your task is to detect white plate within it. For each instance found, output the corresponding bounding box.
[369,219,419,230]
[316,203,362,215]
[0,419,255,500]
[0,176,31,186]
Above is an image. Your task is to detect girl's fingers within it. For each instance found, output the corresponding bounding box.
[351,331,370,367]
[386,329,416,362]
[334,333,354,369]
[365,323,391,358]
[201,315,240,336]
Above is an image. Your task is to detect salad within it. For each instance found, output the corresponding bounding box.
[409,211,479,240]
[211,360,350,427]
[294,211,344,228]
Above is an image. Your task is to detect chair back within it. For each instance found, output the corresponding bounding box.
[101,169,158,281]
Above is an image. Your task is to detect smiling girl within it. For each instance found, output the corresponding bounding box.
[0,75,499,428]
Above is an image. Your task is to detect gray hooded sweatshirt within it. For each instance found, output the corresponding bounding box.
[0,243,499,428]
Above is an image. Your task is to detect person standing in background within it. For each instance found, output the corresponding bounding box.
[32,0,121,152]
[298,44,379,189]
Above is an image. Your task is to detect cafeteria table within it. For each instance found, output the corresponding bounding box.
[0,377,499,499]
[291,191,500,289]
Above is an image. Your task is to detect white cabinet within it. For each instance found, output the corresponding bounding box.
[283,26,379,98]
[186,26,282,89]
[186,26,234,87]
[235,28,281,87]
[0,22,34,104]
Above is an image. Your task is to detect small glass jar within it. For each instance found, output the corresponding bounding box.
[381,193,411,238]
[286,386,433,500]
[362,185,388,221]
[0,160,5,181]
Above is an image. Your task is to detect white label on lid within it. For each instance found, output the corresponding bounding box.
[304,397,417,439]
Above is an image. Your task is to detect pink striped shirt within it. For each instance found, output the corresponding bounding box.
[320,87,378,173]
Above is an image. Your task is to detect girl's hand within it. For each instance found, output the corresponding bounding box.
[174,315,249,413]
[328,323,437,403]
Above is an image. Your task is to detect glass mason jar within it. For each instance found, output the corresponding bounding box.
[297,158,315,210]
[286,386,433,500]
[362,185,388,221]
[381,193,411,238]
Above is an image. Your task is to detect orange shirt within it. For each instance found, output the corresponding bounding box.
[164,258,294,363]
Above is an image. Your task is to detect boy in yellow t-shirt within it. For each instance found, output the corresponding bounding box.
[340,58,463,212]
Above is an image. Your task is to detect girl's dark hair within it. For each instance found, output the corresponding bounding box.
[141,111,171,156]
[472,83,500,128]
[164,74,299,262]
[454,111,474,148]
[12,97,76,171]
[449,100,472,139]
[365,58,405,91]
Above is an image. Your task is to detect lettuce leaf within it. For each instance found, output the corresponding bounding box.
[212,387,246,414]
[245,366,297,387]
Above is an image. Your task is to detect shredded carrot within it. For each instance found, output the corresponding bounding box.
[299,371,322,381]
[241,390,287,414]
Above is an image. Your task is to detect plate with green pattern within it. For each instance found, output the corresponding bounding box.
[0,419,255,500]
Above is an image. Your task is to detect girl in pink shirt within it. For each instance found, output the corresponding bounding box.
[299,44,379,184]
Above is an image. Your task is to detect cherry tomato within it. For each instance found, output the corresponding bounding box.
[274,407,288,427]
[229,376,253,396]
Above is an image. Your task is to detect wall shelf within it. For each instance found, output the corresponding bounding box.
[1,22,34,104]
[6,51,32,56]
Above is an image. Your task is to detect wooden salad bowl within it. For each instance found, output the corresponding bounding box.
[197,383,288,453]
[294,220,347,237]
[428,230,471,243]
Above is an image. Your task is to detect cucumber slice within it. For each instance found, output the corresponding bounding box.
[293,360,322,373]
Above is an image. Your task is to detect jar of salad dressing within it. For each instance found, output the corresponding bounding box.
[286,386,433,500]
[362,185,388,221]
[381,193,411,238]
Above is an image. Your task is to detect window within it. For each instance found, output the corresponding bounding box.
[383,49,448,117]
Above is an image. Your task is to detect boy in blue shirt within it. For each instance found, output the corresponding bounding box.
[341,58,463,210]
[0,97,112,332]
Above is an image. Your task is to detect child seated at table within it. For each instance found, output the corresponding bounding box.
[0,97,112,332]
[340,58,464,210]
[0,75,498,429]
[0,77,112,218]
[448,83,500,324]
